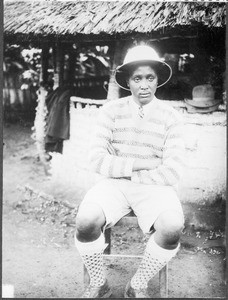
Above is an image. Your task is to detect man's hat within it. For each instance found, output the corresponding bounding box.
[115,45,172,91]
[185,84,222,113]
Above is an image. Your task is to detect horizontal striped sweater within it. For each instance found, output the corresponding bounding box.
[89,96,185,187]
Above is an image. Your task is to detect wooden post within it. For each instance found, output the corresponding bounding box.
[68,46,76,85]
[57,42,64,87]
[40,42,49,85]
[53,41,64,89]
[52,43,58,90]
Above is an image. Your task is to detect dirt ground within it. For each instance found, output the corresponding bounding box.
[2,122,226,298]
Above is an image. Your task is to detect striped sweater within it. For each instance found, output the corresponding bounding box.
[89,96,185,187]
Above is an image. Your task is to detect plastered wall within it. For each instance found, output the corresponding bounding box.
[50,102,226,205]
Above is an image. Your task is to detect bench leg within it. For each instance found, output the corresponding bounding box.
[104,228,111,254]
[159,264,168,298]
[83,265,90,287]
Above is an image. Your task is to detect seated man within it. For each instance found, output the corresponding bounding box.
[75,44,185,298]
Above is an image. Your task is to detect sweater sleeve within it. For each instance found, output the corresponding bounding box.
[131,113,185,186]
[89,103,135,178]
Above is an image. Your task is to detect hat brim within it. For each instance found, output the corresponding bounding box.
[184,98,222,108]
[115,60,172,91]
[185,101,221,113]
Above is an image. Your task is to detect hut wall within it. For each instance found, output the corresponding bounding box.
[50,101,99,190]
[50,99,226,206]
[3,85,37,116]
[3,67,38,119]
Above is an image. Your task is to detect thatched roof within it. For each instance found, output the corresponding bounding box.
[4,1,226,42]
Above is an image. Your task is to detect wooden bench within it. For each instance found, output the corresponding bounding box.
[84,212,169,298]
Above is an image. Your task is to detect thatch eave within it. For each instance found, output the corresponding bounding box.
[4,24,225,48]
[4,0,226,44]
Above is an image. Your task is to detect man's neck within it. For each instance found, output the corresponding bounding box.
[132,96,157,107]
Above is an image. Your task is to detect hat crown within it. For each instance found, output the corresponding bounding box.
[123,45,161,65]
[185,83,221,112]
[192,84,215,101]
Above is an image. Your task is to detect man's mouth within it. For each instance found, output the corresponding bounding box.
[140,93,150,97]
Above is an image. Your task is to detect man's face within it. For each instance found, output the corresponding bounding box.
[127,65,158,106]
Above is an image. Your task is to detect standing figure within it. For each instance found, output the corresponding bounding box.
[75,45,185,298]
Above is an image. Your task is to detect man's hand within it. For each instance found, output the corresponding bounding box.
[133,158,161,171]
[107,143,160,172]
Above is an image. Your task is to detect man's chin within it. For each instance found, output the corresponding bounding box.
[139,95,153,105]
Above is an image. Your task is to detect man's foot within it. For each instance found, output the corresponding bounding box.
[81,279,112,298]
[124,281,149,298]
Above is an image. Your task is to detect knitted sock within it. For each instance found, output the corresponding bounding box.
[75,233,106,287]
[131,235,180,289]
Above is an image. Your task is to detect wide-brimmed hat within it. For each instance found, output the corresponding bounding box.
[115,45,172,91]
[185,84,222,113]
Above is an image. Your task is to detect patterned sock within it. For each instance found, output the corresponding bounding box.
[75,233,106,287]
[131,234,180,289]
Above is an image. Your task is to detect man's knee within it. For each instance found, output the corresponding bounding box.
[75,202,106,242]
[154,210,184,244]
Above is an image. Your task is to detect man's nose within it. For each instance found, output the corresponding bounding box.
[140,79,148,89]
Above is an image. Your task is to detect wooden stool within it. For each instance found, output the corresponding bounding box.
[84,213,168,298]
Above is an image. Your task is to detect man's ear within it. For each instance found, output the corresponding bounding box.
[126,80,130,87]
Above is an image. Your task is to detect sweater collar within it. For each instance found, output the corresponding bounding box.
[128,96,158,118]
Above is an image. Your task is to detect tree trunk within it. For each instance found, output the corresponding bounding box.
[107,41,122,100]
[107,40,132,101]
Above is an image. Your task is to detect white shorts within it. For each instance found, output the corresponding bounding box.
[81,178,184,234]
